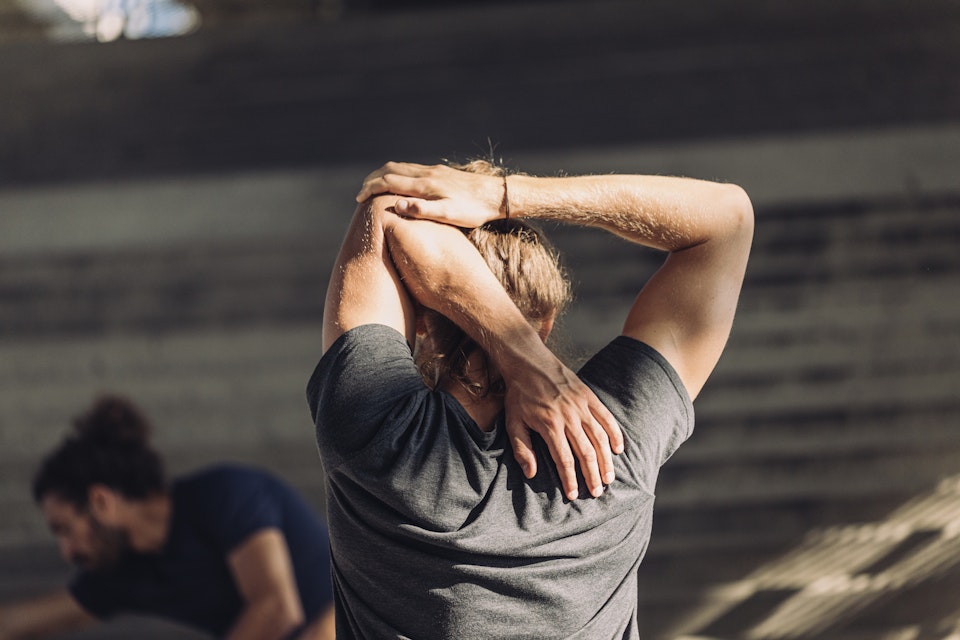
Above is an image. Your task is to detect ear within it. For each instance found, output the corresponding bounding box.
[87,484,121,522]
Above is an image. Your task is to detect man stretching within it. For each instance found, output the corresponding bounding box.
[308,160,753,638]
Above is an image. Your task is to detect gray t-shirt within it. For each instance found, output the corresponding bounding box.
[307,324,693,640]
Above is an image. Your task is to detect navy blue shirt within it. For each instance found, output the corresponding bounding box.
[69,464,333,637]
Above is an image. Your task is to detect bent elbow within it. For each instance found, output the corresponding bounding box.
[280,595,307,626]
[719,183,754,244]
[257,596,306,640]
[275,608,307,640]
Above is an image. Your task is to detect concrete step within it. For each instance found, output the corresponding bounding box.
[3,1,960,184]
[682,405,960,468]
[2,196,957,346]
[644,479,960,639]
[554,201,960,320]
[658,449,960,510]
[0,237,332,339]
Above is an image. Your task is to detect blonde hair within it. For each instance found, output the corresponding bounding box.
[416,160,571,398]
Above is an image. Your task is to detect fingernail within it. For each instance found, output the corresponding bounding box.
[567,489,578,501]
[396,199,408,213]
[591,485,603,498]
[605,471,615,483]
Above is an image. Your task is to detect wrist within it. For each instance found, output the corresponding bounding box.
[493,327,556,379]
[496,174,539,221]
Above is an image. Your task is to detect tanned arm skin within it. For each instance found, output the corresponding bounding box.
[324,196,622,500]
[356,162,754,402]
[226,529,321,640]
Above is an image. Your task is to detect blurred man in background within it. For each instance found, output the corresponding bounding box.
[0,395,335,640]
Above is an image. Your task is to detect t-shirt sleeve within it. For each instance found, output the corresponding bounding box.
[578,336,694,494]
[306,324,426,470]
[190,467,286,553]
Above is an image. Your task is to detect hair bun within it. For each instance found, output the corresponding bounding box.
[73,395,152,446]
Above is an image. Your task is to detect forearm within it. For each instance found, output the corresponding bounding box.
[507,173,750,251]
[225,598,303,640]
[382,213,551,375]
[226,529,307,640]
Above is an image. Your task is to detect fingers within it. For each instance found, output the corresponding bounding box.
[505,392,621,500]
[584,416,615,486]
[566,382,620,493]
[590,399,624,455]
[506,420,538,479]
[514,416,614,501]
[564,418,606,499]
[357,174,430,203]
[356,162,435,202]
[541,431,580,501]
[393,199,418,216]
[394,198,443,222]
[509,412,620,500]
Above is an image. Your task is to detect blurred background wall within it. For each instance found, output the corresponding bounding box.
[0,1,958,638]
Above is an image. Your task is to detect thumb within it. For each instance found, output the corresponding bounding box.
[395,198,449,222]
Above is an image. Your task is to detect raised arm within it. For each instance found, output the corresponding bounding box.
[324,195,621,499]
[357,163,754,400]
[322,201,414,352]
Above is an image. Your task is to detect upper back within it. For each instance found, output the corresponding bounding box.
[310,324,693,639]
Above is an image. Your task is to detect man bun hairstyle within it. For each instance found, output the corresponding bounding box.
[32,395,166,507]
[446,158,572,321]
[417,159,572,397]
[468,220,572,323]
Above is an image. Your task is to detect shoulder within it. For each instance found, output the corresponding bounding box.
[580,336,691,400]
[308,324,420,404]
[313,322,415,377]
[308,324,429,466]
[173,464,285,516]
[175,463,271,493]
[173,465,298,551]
[579,336,694,465]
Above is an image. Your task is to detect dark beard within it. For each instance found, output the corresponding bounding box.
[76,517,132,571]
